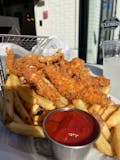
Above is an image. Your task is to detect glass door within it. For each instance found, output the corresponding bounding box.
[85,0,118,64]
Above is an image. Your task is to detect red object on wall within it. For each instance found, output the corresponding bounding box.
[43,10,48,19]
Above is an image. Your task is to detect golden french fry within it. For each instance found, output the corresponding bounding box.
[55,96,69,108]
[32,115,42,125]
[112,124,120,160]
[23,102,32,112]
[101,104,117,120]
[10,74,38,104]
[32,110,49,124]
[102,124,111,141]
[30,104,43,116]
[88,104,102,114]
[4,75,13,89]
[72,99,88,112]
[16,85,38,105]
[17,85,56,110]
[3,90,14,122]
[106,107,120,128]
[96,133,114,156]
[92,111,111,141]
[7,122,45,138]
[14,91,32,124]
[33,120,39,126]
[13,113,24,124]
[36,95,56,110]
[32,115,41,122]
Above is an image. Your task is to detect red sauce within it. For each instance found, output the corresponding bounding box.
[44,109,99,146]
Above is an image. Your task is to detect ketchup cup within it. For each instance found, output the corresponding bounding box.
[43,108,100,160]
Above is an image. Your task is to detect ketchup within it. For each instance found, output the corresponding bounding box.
[44,109,99,146]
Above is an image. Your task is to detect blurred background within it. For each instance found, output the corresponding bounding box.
[0,0,120,64]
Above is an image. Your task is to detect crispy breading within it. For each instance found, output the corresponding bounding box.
[5,49,68,107]
[45,65,111,107]
[5,49,112,107]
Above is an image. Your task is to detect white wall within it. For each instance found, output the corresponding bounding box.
[87,0,101,64]
[34,0,79,49]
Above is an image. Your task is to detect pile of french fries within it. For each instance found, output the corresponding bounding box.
[0,69,120,160]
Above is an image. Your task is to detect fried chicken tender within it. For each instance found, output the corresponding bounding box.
[5,49,68,107]
[57,57,110,89]
[22,69,68,107]
[38,50,64,63]
[5,48,64,76]
[59,58,85,76]
[5,49,45,76]
[45,65,111,107]
[5,48,112,107]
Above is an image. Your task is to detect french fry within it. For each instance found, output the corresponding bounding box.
[3,90,14,123]
[88,104,102,115]
[32,115,41,122]
[95,133,114,156]
[112,124,120,160]
[101,123,111,141]
[13,113,24,124]
[91,111,111,141]
[14,91,32,124]
[72,99,88,112]
[6,122,45,138]
[106,107,120,128]
[33,120,39,126]
[10,74,38,104]
[17,86,56,110]
[98,107,105,115]
[16,85,39,105]
[23,102,32,112]
[30,104,43,116]
[36,95,56,110]
[32,110,49,124]
[101,104,117,120]
[55,96,69,108]
[32,115,42,125]
[4,74,13,89]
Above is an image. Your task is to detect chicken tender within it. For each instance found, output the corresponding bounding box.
[45,65,111,107]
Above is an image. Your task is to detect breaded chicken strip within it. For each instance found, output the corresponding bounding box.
[5,49,68,107]
[45,65,111,107]
[22,69,68,107]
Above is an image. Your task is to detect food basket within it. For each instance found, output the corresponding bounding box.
[0,34,49,51]
[0,34,49,96]
[0,34,120,160]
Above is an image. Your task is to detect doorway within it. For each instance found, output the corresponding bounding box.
[0,0,36,35]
